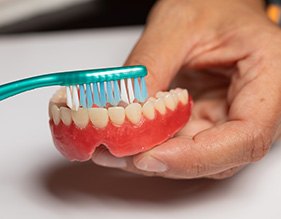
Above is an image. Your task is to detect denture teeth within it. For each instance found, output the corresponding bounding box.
[71,108,89,129]
[108,107,125,126]
[164,94,176,111]
[170,89,177,94]
[60,107,72,126]
[148,97,157,102]
[171,93,179,106]
[154,97,166,115]
[142,101,155,120]
[48,103,54,119]
[156,91,169,98]
[177,89,188,105]
[89,108,109,128]
[125,103,142,125]
[51,105,61,125]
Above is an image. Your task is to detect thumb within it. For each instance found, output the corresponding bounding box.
[124,0,192,96]
[133,121,268,179]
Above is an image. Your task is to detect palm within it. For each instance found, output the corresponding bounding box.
[173,69,230,138]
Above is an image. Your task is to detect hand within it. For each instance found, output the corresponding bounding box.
[92,0,281,179]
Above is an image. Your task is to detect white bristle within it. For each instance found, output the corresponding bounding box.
[66,86,73,109]
[120,79,129,104]
[72,85,79,111]
[127,78,135,103]
[97,82,101,92]
[104,81,108,94]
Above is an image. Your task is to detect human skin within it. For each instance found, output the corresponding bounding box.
[92,0,281,179]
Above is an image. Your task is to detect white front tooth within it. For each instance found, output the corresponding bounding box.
[49,103,54,119]
[71,108,89,129]
[177,89,188,105]
[108,107,125,126]
[172,93,179,107]
[89,108,109,128]
[170,89,177,94]
[156,91,169,98]
[60,107,72,126]
[142,101,155,120]
[148,97,157,102]
[164,94,176,111]
[51,105,60,125]
[174,88,182,93]
[125,103,142,124]
[154,97,166,115]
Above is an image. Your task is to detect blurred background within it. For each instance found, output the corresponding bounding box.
[0,0,155,34]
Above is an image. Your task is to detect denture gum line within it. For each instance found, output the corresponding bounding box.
[49,88,189,129]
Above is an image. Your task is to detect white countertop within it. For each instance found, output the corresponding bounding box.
[0,27,280,219]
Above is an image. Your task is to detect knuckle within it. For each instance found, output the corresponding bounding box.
[207,168,239,180]
[127,52,157,75]
[246,124,272,162]
[187,161,208,178]
[126,53,169,92]
[180,147,209,178]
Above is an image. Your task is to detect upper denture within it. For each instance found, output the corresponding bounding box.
[60,107,72,126]
[88,108,109,129]
[125,103,142,125]
[142,101,155,120]
[49,88,189,127]
[108,107,126,126]
[49,88,192,160]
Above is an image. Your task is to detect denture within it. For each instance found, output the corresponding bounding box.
[49,88,192,161]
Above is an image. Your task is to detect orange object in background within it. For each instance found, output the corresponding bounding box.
[267,4,281,23]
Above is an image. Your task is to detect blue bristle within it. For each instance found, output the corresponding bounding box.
[86,84,93,108]
[92,82,101,106]
[106,81,115,105]
[134,78,142,102]
[113,80,121,104]
[140,77,148,102]
[79,85,87,108]
[99,82,106,107]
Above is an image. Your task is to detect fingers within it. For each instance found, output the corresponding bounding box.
[205,165,246,179]
[91,145,245,180]
[131,121,258,179]
[92,148,157,177]
[124,0,196,95]
[91,147,127,169]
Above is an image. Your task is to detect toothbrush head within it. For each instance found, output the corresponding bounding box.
[65,66,148,110]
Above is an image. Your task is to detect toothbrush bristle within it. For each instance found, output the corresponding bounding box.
[85,84,93,108]
[66,86,73,109]
[106,81,115,105]
[127,78,135,104]
[140,76,148,102]
[92,83,100,106]
[72,85,79,111]
[134,78,142,102]
[79,85,87,108]
[99,82,107,107]
[120,79,129,104]
[66,74,148,110]
[113,80,121,104]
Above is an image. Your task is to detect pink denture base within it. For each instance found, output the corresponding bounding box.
[50,98,192,161]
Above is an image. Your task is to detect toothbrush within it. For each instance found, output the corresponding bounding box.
[0,65,148,110]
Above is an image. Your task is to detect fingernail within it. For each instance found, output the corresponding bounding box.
[135,156,168,173]
[92,152,127,168]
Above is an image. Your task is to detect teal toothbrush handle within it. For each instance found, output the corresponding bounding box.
[0,65,147,101]
[0,74,61,101]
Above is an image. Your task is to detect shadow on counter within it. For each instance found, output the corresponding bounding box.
[40,160,237,204]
